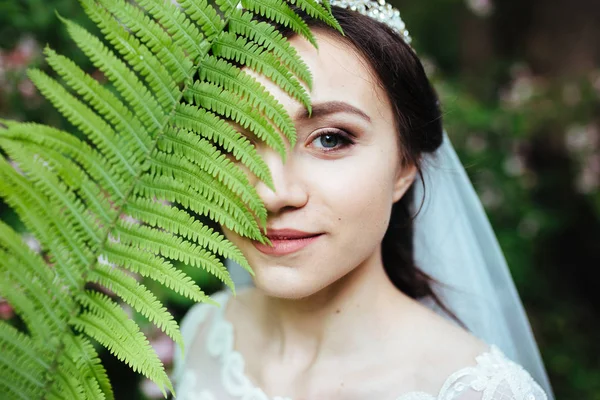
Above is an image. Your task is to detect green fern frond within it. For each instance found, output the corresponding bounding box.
[0,323,50,399]
[151,149,267,225]
[80,0,182,110]
[188,81,289,159]
[179,0,226,40]
[0,157,90,287]
[214,0,241,14]
[64,335,114,400]
[228,11,313,87]
[125,197,252,272]
[213,31,312,109]
[0,223,73,340]
[0,267,64,341]
[89,263,183,347]
[136,0,207,62]
[135,173,264,240]
[103,241,214,304]
[52,364,86,400]
[53,352,101,400]
[144,153,264,233]
[173,104,274,186]
[194,55,298,145]
[44,48,152,157]
[75,291,173,396]
[289,0,343,32]
[0,219,73,314]
[0,270,53,342]
[113,220,236,291]
[36,148,116,225]
[157,128,268,222]
[63,18,167,133]
[2,141,104,247]
[0,267,53,343]
[98,0,194,81]
[0,122,128,198]
[27,69,139,176]
[240,0,317,46]
[1,0,341,396]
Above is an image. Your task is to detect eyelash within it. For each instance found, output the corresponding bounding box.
[309,129,355,153]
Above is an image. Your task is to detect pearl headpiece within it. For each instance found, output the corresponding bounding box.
[323,0,412,44]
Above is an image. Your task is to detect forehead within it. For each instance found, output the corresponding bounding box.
[250,30,394,123]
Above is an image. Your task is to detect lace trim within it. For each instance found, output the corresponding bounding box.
[445,347,547,400]
[180,292,547,400]
[207,292,292,400]
[397,346,548,400]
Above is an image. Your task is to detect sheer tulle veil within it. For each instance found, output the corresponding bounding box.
[413,133,554,398]
[227,132,554,398]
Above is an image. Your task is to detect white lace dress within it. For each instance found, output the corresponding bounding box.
[172,292,548,400]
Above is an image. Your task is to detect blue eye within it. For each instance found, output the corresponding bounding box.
[319,134,340,148]
[311,130,354,152]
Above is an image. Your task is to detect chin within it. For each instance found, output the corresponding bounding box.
[251,267,333,300]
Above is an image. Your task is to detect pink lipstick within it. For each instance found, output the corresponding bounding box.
[253,229,323,256]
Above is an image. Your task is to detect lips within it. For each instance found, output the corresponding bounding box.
[266,229,321,240]
[253,229,323,255]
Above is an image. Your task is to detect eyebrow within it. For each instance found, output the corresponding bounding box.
[295,101,372,123]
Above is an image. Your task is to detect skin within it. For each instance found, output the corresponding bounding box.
[220,31,487,399]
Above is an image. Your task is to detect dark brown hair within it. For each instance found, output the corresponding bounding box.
[278,8,456,319]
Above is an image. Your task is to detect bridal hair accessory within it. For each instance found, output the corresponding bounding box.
[321,0,412,44]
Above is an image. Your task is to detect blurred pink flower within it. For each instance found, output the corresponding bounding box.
[0,299,14,320]
[22,233,42,254]
[565,124,599,155]
[576,154,600,194]
[466,0,494,17]
[0,36,42,102]
[139,378,165,399]
[504,154,526,177]
[466,134,488,153]
[151,332,175,365]
[17,78,38,101]
[500,64,538,108]
[479,186,503,209]
[2,36,40,69]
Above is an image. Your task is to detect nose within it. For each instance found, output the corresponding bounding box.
[256,150,308,215]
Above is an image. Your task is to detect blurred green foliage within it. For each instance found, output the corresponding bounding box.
[1,0,599,398]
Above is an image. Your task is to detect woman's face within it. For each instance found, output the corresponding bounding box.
[223,31,415,299]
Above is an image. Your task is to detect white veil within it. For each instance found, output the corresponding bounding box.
[226,133,554,398]
[413,133,554,397]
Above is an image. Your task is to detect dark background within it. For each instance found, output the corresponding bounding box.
[0,0,598,398]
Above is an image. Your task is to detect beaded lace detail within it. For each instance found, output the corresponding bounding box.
[396,345,548,400]
[173,292,548,400]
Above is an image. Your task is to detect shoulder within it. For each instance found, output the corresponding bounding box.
[434,346,548,400]
[406,300,490,380]
[391,301,548,400]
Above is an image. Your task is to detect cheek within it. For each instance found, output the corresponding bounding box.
[314,154,398,220]
[303,153,398,267]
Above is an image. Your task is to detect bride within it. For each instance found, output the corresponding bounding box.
[172,2,554,399]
